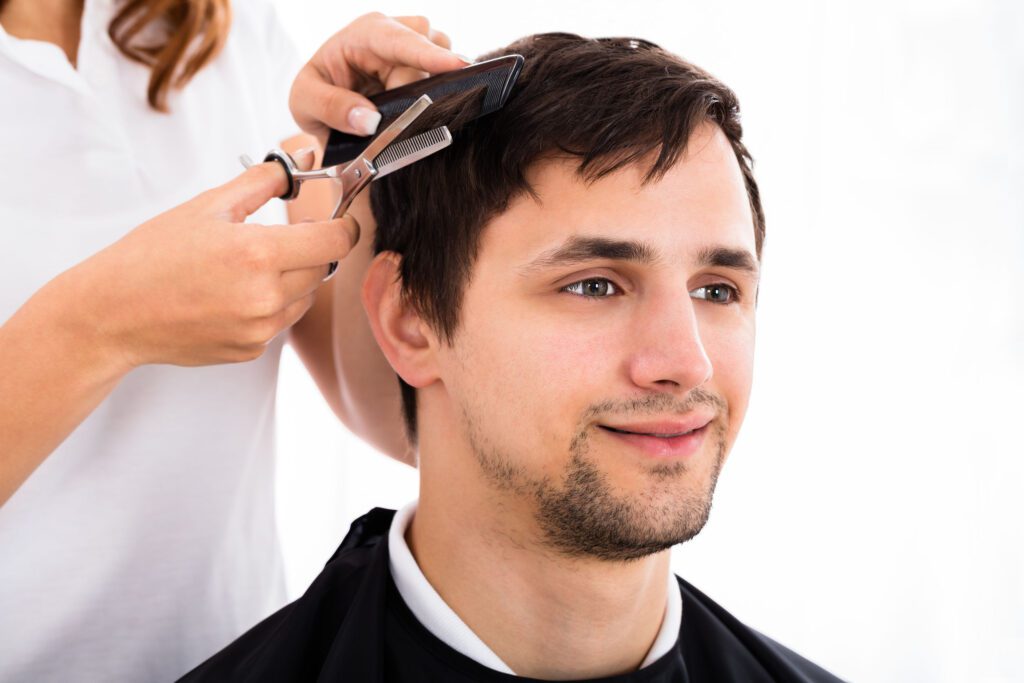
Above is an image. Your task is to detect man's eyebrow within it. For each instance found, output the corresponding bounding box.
[518,236,658,275]
[518,237,760,279]
[695,246,760,278]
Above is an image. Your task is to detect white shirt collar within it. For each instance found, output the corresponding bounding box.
[387,500,682,675]
[0,0,115,92]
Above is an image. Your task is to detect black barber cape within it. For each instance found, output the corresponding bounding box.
[178,508,843,683]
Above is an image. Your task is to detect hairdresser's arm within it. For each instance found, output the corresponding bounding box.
[282,132,412,464]
[0,165,356,507]
[0,284,130,505]
[287,198,412,465]
[286,13,465,465]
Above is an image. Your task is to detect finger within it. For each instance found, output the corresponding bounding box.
[278,293,317,332]
[393,15,431,36]
[280,265,327,302]
[214,162,290,221]
[429,28,453,51]
[346,14,468,83]
[386,65,429,89]
[384,25,455,88]
[383,12,431,84]
[251,293,316,348]
[267,214,360,271]
[292,65,381,137]
[394,16,453,52]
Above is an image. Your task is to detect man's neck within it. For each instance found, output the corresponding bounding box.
[0,0,85,66]
[408,455,673,680]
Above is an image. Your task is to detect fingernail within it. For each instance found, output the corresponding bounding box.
[348,107,381,136]
[455,53,471,63]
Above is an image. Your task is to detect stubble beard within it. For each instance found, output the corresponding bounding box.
[464,389,730,562]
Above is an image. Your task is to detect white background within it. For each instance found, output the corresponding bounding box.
[270,1,1024,681]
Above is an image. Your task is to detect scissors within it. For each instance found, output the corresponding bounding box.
[241,95,452,278]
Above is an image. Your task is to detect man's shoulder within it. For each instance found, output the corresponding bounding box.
[176,508,397,682]
[675,576,845,683]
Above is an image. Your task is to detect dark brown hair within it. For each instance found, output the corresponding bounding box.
[109,0,231,111]
[370,33,765,441]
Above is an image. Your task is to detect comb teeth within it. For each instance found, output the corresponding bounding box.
[374,126,453,177]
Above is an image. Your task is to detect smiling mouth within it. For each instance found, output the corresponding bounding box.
[599,425,705,439]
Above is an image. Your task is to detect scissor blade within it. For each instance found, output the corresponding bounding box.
[359,94,433,166]
[328,94,435,220]
[374,126,452,180]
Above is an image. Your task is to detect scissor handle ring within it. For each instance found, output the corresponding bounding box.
[263,149,300,200]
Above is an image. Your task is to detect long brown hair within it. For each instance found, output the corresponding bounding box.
[108,0,231,111]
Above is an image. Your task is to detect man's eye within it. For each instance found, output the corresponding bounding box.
[562,278,619,297]
[690,284,739,304]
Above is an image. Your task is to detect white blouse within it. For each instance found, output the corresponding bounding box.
[0,1,304,680]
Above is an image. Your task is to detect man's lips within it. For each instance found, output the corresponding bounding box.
[597,414,714,458]
[597,415,714,438]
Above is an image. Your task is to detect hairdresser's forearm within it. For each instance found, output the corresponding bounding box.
[330,241,413,465]
[289,220,413,466]
[281,137,413,466]
[326,192,413,464]
[0,272,130,506]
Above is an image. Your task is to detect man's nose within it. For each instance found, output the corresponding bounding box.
[625,293,713,393]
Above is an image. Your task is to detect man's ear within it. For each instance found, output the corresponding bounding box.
[361,252,440,389]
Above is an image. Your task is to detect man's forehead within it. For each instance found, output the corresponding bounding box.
[480,126,757,271]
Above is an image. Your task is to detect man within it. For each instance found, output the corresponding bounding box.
[179,33,842,682]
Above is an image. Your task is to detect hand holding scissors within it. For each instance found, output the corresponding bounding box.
[242,94,452,279]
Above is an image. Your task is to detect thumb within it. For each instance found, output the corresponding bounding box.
[216,162,291,222]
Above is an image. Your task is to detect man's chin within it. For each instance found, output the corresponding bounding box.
[532,452,718,563]
[590,436,722,498]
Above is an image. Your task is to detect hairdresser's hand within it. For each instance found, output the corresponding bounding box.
[290,13,468,146]
[72,161,359,369]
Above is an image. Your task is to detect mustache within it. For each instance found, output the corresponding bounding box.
[581,387,727,422]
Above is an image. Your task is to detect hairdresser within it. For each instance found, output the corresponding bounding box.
[0,0,466,679]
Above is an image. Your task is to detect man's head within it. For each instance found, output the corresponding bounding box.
[362,33,762,561]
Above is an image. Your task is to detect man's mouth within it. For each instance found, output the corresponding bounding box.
[597,413,714,437]
[599,425,701,438]
[596,416,714,458]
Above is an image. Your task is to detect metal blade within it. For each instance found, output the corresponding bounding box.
[359,94,433,166]
[374,126,452,179]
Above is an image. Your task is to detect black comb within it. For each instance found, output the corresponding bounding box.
[322,54,524,168]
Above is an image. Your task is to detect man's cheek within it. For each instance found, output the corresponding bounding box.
[481,322,602,459]
[457,321,558,426]
[707,332,755,442]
